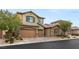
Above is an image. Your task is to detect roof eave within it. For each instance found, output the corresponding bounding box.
[17,11,45,19]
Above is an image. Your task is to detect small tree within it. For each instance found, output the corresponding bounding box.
[0,10,22,43]
[57,20,72,37]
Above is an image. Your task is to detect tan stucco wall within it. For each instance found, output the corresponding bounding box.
[22,13,39,25]
[17,14,22,19]
[50,28,55,36]
[17,13,44,29]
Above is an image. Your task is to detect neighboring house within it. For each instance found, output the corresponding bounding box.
[17,11,45,38]
[44,20,70,37]
[70,27,79,36]
[44,21,63,37]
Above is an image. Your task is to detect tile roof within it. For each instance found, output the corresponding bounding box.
[51,20,64,24]
[44,23,58,28]
[71,26,79,30]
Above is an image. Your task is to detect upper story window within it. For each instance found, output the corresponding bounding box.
[26,16,35,23]
[39,18,43,24]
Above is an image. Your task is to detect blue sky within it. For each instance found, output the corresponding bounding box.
[8,9,79,27]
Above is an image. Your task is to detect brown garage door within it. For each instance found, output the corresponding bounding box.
[38,30,44,37]
[20,29,36,38]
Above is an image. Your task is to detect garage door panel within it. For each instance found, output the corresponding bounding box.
[20,29,36,38]
[38,30,44,37]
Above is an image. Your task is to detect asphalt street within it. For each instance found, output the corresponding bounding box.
[0,39,79,49]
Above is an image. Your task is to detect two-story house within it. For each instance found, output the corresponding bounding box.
[0,11,76,39]
[17,11,45,38]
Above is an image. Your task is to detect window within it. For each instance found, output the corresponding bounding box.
[39,19,43,24]
[26,16,35,23]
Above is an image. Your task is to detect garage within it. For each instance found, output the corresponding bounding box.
[38,29,44,37]
[20,29,36,38]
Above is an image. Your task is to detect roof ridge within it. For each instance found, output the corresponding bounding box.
[17,11,45,19]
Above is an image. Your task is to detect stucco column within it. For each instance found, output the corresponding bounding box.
[36,29,39,37]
